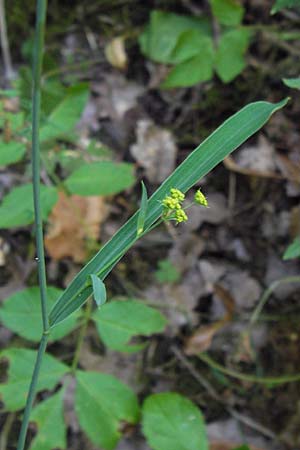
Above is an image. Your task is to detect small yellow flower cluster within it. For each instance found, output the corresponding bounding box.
[194,189,208,207]
[170,188,185,201]
[162,188,187,223]
[162,196,181,210]
[174,208,188,223]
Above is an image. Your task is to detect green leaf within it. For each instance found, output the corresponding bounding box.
[271,0,300,14]
[0,103,25,133]
[142,392,208,450]
[0,183,58,229]
[49,98,288,327]
[215,28,251,83]
[39,83,89,142]
[163,44,214,88]
[75,371,139,450]
[0,140,26,166]
[137,181,148,236]
[210,0,244,26]
[283,77,300,89]
[65,161,135,196]
[170,30,213,64]
[283,237,300,260]
[155,259,180,284]
[0,287,79,342]
[139,10,211,64]
[93,299,166,352]
[29,389,66,450]
[0,348,68,411]
[90,274,107,307]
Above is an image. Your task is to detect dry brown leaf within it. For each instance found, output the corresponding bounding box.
[185,322,224,355]
[45,191,109,262]
[184,284,235,355]
[105,36,128,70]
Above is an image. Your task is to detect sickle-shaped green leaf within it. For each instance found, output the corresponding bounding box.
[90,274,107,307]
[49,98,288,327]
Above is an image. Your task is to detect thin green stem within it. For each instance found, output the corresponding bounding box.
[32,0,49,332]
[198,352,300,385]
[71,299,92,373]
[249,276,300,327]
[17,333,49,450]
[17,2,49,450]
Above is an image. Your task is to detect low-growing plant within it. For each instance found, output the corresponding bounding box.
[138,0,300,88]
[0,1,291,450]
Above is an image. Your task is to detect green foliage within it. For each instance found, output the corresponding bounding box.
[0,348,68,411]
[64,161,135,196]
[283,77,300,89]
[0,140,26,166]
[93,299,167,352]
[155,259,180,284]
[139,10,211,64]
[283,237,300,260]
[75,371,140,450]
[215,28,251,83]
[39,83,89,142]
[89,275,107,307]
[210,0,244,26]
[139,9,251,87]
[0,287,79,342]
[49,99,287,327]
[0,184,58,229]
[29,389,66,450]
[162,39,214,88]
[271,0,300,14]
[142,392,208,450]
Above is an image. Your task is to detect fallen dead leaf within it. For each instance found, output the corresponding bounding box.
[130,119,177,183]
[105,36,128,70]
[45,191,109,262]
[184,284,234,355]
[224,135,283,179]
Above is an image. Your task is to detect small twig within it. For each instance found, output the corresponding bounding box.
[0,0,15,82]
[171,345,277,440]
[0,412,16,450]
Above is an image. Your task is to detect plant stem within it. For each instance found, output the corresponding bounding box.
[17,2,49,449]
[32,0,49,332]
[17,333,49,450]
[71,299,92,373]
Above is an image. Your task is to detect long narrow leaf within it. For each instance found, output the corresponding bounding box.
[137,181,148,236]
[49,98,287,326]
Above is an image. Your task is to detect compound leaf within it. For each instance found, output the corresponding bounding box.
[29,389,66,450]
[0,140,26,167]
[0,348,68,411]
[215,28,251,83]
[65,161,135,196]
[0,183,58,229]
[0,287,79,342]
[93,299,167,352]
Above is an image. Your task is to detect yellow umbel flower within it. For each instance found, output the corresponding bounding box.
[174,208,188,223]
[194,189,208,207]
[170,188,185,202]
[162,196,181,210]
